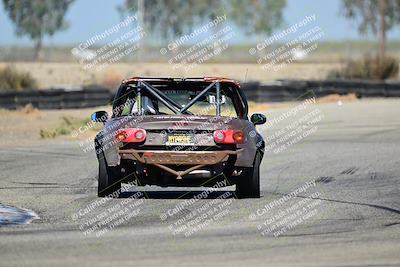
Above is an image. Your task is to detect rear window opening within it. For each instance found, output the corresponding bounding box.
[113,80,245,118]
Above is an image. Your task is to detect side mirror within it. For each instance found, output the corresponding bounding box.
[251,113,266,125]
[91,111,109,123]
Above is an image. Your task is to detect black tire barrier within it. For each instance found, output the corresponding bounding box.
[241,79,400,102]
[0,80,399,109]
[0,87,112,110]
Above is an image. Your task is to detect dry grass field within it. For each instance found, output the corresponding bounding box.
[0,62,343,89]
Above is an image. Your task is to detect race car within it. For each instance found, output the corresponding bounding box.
[91,77,266,198]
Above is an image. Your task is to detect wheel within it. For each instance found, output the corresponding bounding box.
[97,151,122,197]
[236,152,261,198]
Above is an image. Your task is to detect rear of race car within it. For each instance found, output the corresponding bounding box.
[107,115,256,185]
[94,78,264,198]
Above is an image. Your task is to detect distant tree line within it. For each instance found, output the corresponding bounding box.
[117,0,286,42]
[342,0,400,63]
[2,0,400,64]
[2,0,75,60]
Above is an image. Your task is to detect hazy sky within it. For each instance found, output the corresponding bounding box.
[0,0,399,45]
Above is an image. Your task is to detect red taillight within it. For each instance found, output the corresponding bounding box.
[116,128,146,143]
[214,130,225,143]
[213,130,246,144]
[115,131,127,142]
[232,131,245,143]
[133,129,146,142]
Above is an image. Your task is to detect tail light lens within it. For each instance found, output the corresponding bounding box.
[213,130,246,144]
[115,131,128,142]
[115,128,146,143]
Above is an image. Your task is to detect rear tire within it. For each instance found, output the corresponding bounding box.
[97,152,121,197]
[236,152,261,198]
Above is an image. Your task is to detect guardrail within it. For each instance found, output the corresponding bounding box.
[0,80,399,109]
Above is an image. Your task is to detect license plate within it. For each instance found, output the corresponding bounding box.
[166,134,194,145]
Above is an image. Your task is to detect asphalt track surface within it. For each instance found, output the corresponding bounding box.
[0,99,399,267]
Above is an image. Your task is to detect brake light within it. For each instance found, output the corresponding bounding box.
[115,128,146,143]
[213,130,246,144]
[232,131,245,143]
[115,131,127,142]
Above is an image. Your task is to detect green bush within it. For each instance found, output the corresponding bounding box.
[327,55,399,80]
[0,66,38,92]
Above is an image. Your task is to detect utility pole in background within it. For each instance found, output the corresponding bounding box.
[137,0,145,60]
[378,0,387,63]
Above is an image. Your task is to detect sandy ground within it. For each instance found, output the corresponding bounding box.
[0,106,109,147]
[0,62,343,89]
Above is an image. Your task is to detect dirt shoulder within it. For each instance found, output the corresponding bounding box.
[0,106,111,148]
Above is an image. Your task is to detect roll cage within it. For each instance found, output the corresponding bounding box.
[112,77,248,119]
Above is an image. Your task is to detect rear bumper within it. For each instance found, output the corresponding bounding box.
[119,148,242,179]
